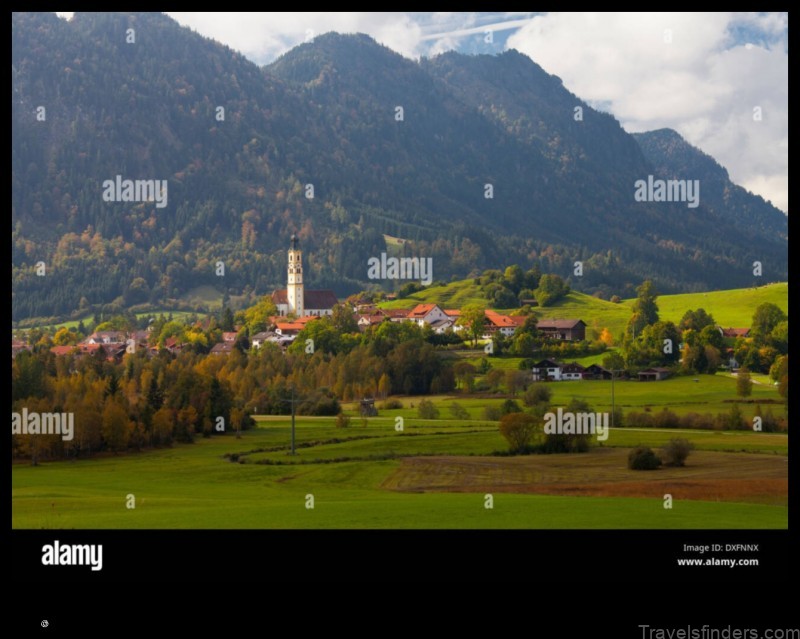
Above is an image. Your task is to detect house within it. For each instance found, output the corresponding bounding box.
[583,364,614,380]
[720,327,750,339]
[383,309,410,322]
[532,359,563,381]
[84,331,127,345]
[274,322,305,338]
[357,314,387,331]
[537,319,586,341]
[560,362,586,380]
[638,367,671,381]
[483,311,524,338]
[210,342,235,355]
[429,318,456,334]
[222,332,238,343]
[407,304,450,327]
[250,331,275,349]
[12,340,30,359]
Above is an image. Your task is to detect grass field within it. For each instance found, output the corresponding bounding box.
[12,405,787,529]
[378,280,788,340]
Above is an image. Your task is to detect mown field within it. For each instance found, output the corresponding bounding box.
[13,377,788,529]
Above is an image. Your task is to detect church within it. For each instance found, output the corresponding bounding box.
[271,234,338,317]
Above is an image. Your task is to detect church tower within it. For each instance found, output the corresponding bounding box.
[286,234,304,317]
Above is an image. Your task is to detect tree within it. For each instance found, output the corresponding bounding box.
[378,373,391,399]
[102,400,130,453]
[499,412,539,453]
[679,308,715,332]
[535,274,568,307]
[331,303,358,334]
[751,303,787,343]
[53,327,79,346]
[662,438,693,467]
[602,351,625,371]
[736,368,753,398]
[243,296,278,334]
[628,280,659,336]
[417,399,440,419]
[458,304,486,348]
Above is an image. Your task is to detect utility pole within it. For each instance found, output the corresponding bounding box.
[281,385,302,455]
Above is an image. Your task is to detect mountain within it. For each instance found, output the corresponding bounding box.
[11,12,788,323]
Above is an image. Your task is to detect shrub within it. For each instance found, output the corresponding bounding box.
[523,383,552,407]
[381,399,404,410]
[499,412,539,453]
[417,399,440,420]
[661,438,693,467]
[482,405,501,421]
[628,446,662,470]
[335,413,351,429]
[500,399,522,416]
[449,402,470,420]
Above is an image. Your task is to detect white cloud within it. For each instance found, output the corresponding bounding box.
[506,12,788,212]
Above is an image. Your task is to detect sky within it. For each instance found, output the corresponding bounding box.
[56,12,789,213]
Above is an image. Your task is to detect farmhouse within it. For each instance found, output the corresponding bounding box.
[583,364,614,380]
[537,319,586,341]
[272,235,338,317]
[532,359,563,381]
[560,362,586,380]
[483,311,524,338]
[210,342,235,355]
[638,367,671,381]
[407,304,450,327]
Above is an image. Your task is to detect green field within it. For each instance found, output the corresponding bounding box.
[12,420,787,528]
[13,395,787,529]
[379,280,788,340]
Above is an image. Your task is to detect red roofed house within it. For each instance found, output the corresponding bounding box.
[407,304,449,327]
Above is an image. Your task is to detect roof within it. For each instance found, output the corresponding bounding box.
[275,322,305,331]
[210,342,235,354]
[50,345,78,356]
[639,367,671,373]
[721,327,750,338]
[408,304,440,318]
[444,309,462,317]
[484,311,516,327]
[382,309,409,318]
[537,319,585,329]
[532,359,561,368]
[561,362,586,372]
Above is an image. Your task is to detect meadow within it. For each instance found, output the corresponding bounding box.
[12,373,787,530]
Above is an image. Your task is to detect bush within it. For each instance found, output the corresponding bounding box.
[449,402,470,420]
[417,399,440,420]
[662,438,693,467]
[500,399,522,416]
[499,413,539,453]
[523,383,552,407]
[381,399,404,410]
[628,446,662,470]
[335,413,351,429]
[541,432,592,454]
[482,405,501,421]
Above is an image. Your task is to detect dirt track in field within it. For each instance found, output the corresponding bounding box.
[381,448,788,505]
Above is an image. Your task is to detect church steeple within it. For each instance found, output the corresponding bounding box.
[287,234,304,317]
